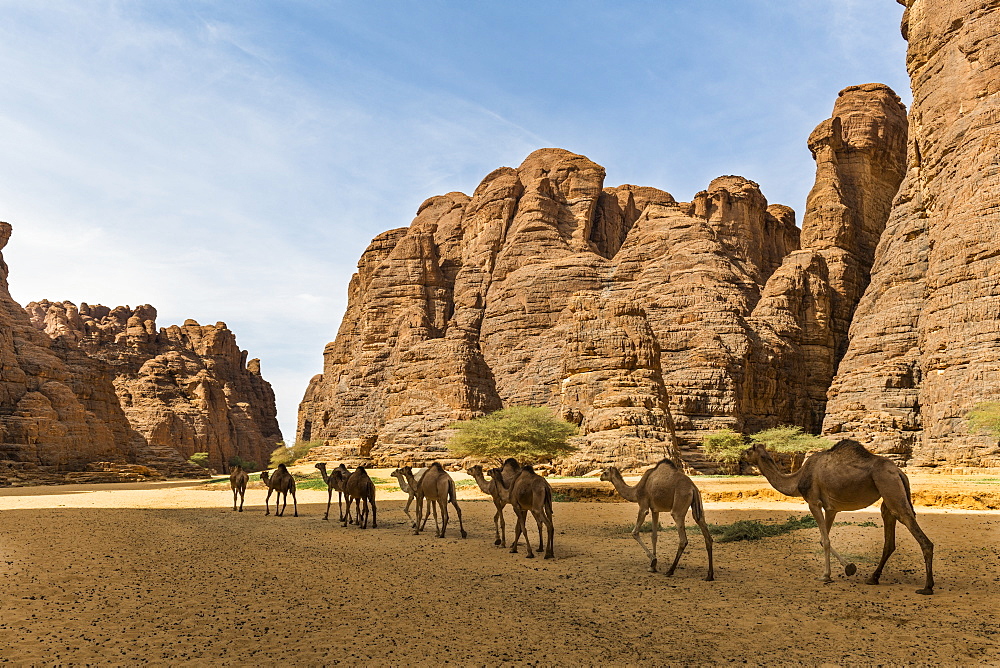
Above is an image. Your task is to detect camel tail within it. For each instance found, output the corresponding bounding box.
[899,470,916,515]
[691,489,706,524]
[544,484,553,515]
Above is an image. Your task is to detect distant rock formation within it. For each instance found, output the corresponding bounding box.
[823,0,1000,467]
[299,83,907,473]
[26,300,282,472]
[0,222,140,479]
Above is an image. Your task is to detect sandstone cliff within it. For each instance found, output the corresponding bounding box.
[301,83,907,473]
[823,0,1000,467]
[0,223,142,480]
[26,300,282,472]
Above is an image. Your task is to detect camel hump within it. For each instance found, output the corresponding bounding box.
[654,458,678,470]
[829,438,875,458]
[429,462,444,471]
[502,458,520,469]
[521,464,535,474]
[277,463,288,471]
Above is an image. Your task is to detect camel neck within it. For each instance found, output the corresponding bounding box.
[469,470,492,495]
[607,469,639,503]
[317,467,331,485]
[754,450,803,497]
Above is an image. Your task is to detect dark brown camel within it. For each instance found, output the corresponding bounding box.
[495,465,554,559]
[260,464,297,517]
[601,461,714,580]
[466,458,521,547]
[745,438,934,594]
[229,466,249,512]
[315,462,351,521]
[341,466,377,529]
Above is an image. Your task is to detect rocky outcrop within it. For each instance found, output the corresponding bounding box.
[26,300,282,472]
[301,85,908,472]
[0,223,140,475]
[823,0,1000,467]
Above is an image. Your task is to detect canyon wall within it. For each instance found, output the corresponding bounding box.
[26,300,282,472]
[299,82,907,472]
[823,0,1000,467]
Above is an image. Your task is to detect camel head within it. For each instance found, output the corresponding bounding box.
[466,465,483,478]
[599,467,618,482]
[742,442,767,464]
[315,462,327,471]
[260,470,271,483]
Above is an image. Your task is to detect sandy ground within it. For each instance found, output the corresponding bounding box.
[1,475,999,666]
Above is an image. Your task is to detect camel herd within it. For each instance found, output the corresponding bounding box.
[228,437,935,594]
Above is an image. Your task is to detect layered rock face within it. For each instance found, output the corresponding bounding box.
[301,84,907,472]
[823,0,1000,467]
[26,300,282,472]
[0,223,139,475]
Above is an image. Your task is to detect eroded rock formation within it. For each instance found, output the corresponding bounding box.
[26,300,282,472]
[823,0,1000,467]
[301,82,907,473]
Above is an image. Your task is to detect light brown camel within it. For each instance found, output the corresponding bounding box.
[465,458,521,547]
[745,438,934,594]
[601,461,714,580]
[495,465,554,559]
[341,466,377,529]
[399,463,466,539]
[389,466,428,527]
[315,462,351,521]
[229,466,249,512]
[260,464,298,517]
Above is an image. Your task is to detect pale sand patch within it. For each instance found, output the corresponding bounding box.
[0,479,998,665]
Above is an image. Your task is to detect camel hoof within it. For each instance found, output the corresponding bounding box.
[649,558,658,573]
[665,569,676,577]
[525,554,535,559]
[544,553,554,560]
[865,577,880,585]
[845,563,857,576]
[704,576,715,582]
[494,539,502,546]
[916,588,934,595]
[509,548,518,554]
[461,530,468,539]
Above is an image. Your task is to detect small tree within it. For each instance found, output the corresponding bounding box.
[701,429,746,473]
[749,426,832,472]
[446,406,579,465]
[228,454,260,472]
[967,402,1000,439]
[188,452,210,468]
[270,440,321,468]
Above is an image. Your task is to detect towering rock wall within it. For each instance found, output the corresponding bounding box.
[301,83,907,472]
[26,300,282,471]
[823,0,1000,467]
[0,223,139,473]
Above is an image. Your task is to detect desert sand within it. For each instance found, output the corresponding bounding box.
[1,474,998,666]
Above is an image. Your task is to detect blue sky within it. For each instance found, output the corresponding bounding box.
[0,1,909,442]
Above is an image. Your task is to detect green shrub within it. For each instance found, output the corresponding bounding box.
[749,426,831,454]
[188,452,210,468]
[967,402,1000,439]
[269,440,322,468]
[447,406,579,465]
[701,429,746,472]
[227,455,259,472]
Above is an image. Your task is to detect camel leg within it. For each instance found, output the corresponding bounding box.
[338,491,345,522]
[492,503,503,546]
[534,510,544,552]
[631,507,656,570]
[341,495,352,527]
[522,508,535,558]
[324,487,333,520]
[403,492,416,527]
[809,503,835,583]
[692,503,714,581]
[878,472,935,594]
[666,508,690,576]
[867,502,897,586]
[438,499,448,538]
[264,489,273,516]
[542,507,555,559]
[371,495,377,529]
[238,489,245,512]
[509,508,526,555]
[413,496,424,535]
[291,490,298,518]
[822,509,854,575]
[359,497,368,529]
[232,489,238,511]
[278,492,286,517]
[451,499,467,539]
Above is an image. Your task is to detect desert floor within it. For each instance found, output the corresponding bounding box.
[1,473,998,666]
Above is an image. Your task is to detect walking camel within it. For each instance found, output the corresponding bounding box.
[315,462,351,521]
[398,463,467,539]
[229,465,249,512]
[390,466,429,527]
[341,466,377,529]
[495,465,554,559]
[466,458,521,547]
[260,464,298,517]
[601,460,714,580]
[744,438,934,594]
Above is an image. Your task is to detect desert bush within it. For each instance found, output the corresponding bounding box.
[187,452,210,468]
[227,455,259,472]
[447,406,579,465]
[269,440,322,468]
[701,429,746,472]
[749,426,831,454]
[967,402,1000,439]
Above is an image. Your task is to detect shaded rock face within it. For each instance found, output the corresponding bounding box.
[0,223,139,473]
[26,300,282,472]
[824,0,1000,467]
[302,93,907,472]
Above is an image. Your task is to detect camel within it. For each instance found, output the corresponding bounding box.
[465,458,521,547]
[315,462,352,521]
[389,466,428,527]
[495,465,554,559]
[341,466,377,529]
[745,438,934,594]
[600,461,714,580]
[260,464,298,517]
[398,463,467,539]
[229,466,249,512]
